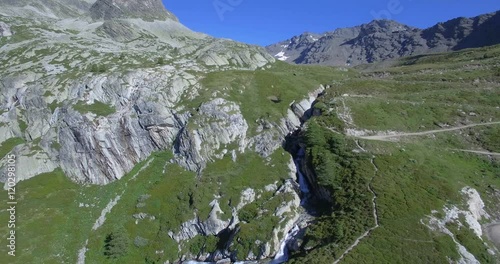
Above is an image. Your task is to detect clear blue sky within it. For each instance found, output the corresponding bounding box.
[165,1,500,46]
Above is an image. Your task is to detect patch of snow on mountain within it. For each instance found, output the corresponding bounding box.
[274,51,289,61]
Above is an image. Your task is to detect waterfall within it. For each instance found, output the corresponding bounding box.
[295,148,310,205]
[271,225,300,264]
[272,147,311,263]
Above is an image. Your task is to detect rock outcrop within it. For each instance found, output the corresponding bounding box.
[0,21,12,37]
[174,98,248,172]
[249,86,324,158]
[168,199,235,243]
[168,155,302,262]
[194,39,274,70]
[55,68,194,184]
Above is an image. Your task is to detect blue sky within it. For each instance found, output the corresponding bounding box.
[165,1,500,46]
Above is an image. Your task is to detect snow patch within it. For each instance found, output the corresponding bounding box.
[309,35,318,41]
[274,51,289,61]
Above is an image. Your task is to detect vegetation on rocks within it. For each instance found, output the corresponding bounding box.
[73,101,116,117]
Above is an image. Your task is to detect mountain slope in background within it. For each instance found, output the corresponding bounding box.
[0,0,94,18]
[89,0,178,21]
[266,11,500,66]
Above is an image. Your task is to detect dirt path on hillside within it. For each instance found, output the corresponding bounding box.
[454,149,500,157]
[358,121,500,141]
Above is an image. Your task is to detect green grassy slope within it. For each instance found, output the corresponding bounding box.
[1,44,499,263]
[289,44,500,263]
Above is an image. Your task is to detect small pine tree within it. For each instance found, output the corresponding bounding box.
[104,229,129,259]
[156,57,165,65]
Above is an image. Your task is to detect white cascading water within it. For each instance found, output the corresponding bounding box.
[295,148,310,205]
[272,147,310,263]
[271,225,300,264]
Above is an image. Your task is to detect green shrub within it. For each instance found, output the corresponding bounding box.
[0,137,24,159]
[73,101,116,117]
[238,202,259,223]
[89,64,107,73]
[494,67,500,77]
[18,119,28,133]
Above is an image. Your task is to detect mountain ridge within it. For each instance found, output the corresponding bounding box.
[89,0,178,21]
[266,10,500,66]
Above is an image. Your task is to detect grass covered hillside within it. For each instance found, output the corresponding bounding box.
[289,44,500,263]
[1,38,499,263]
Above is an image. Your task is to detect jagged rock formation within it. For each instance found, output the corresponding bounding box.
[267,11,500,66]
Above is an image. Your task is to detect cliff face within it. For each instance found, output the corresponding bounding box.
[267,11,500,66]
[0,0,277,186]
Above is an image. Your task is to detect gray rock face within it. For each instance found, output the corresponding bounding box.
[168,200,233,242]
[174,98,248,172]
[96,20,140,42]
[249,86,324,158]
[0,21,12,37]
[56,69,192,184]
[267,11,500,66]
[58,107,180,184]
[194,39,275,69]
[0,0,94,18]
[0,146,58,189]
[90,0,178,21]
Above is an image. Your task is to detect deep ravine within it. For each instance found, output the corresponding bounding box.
[271,146,315,264]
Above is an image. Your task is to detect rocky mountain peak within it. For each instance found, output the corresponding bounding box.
[89,0,178,21]
[360,19,414,35]
[267,10,500,66]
